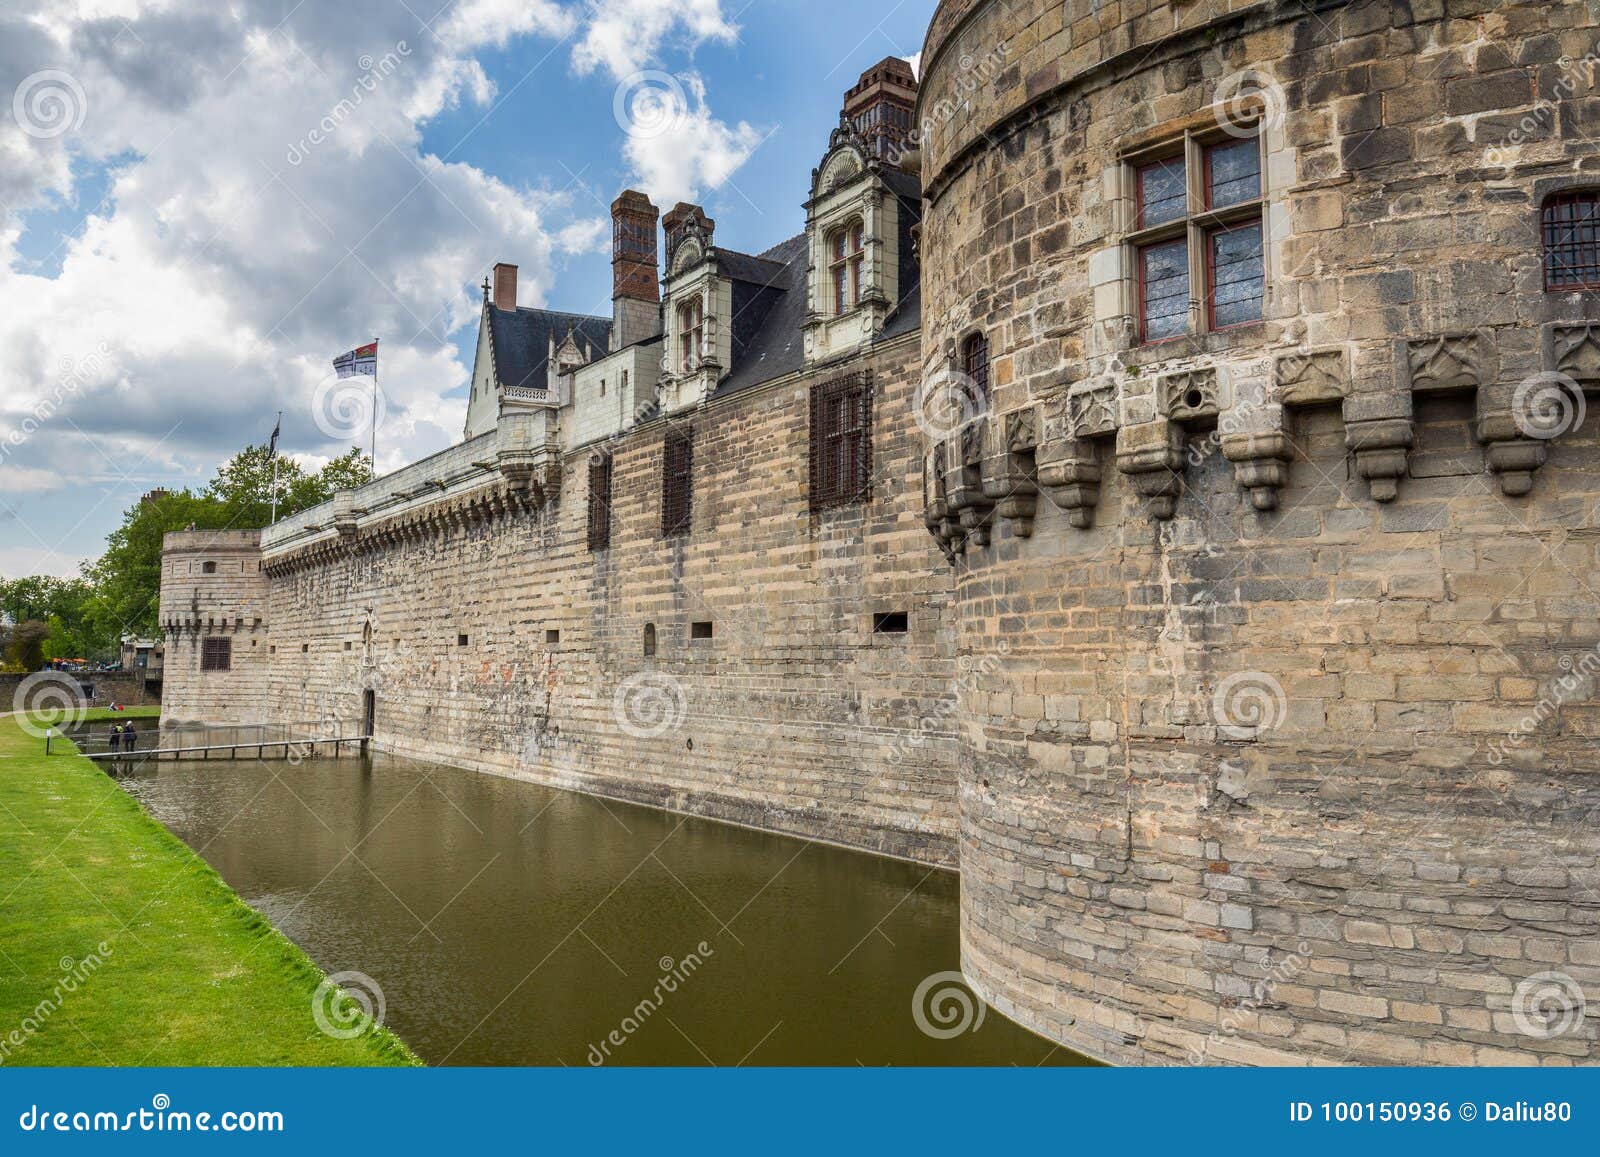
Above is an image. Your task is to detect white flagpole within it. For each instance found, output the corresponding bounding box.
[370,344,378,471]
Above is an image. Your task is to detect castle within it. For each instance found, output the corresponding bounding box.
[162,1,1600,1065]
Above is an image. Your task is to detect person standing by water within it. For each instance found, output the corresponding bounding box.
[108,722,121,754]
[122,721,137,753]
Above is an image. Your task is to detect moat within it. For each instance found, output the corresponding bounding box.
[120,751,1084,1066]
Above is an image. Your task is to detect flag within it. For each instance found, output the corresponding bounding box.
[332,341,378,378]
[267,415,281,460]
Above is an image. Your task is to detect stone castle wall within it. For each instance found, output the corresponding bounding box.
[158,530,272,725]
[919,0,1600,1063]
[214,333,961,864]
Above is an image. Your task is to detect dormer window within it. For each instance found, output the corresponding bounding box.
[830,221,865,315]
[678,297,703,373]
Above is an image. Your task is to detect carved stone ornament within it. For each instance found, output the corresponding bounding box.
[1275,348,1346,406]
[1406,333,1491,394]
[1161,368,1220,422]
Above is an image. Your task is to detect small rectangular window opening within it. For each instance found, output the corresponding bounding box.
[546,629,560,645]
[873,611,909,634]
[690,621,713,640]
[344,641,352,651]
[202,560,217,574]
[457,633,469,647]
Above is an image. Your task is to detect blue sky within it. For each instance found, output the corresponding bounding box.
[0,0,935,581]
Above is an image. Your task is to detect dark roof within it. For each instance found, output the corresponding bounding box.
[718,234,809,395]
[487,305,611,391]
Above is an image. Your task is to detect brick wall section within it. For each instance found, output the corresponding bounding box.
[921,0,1600,1063]
[192,334,960,865]
[158,530,271,724]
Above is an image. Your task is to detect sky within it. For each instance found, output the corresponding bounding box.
[0,0,936,580]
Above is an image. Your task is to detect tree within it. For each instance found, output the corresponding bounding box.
[3,620,50,671]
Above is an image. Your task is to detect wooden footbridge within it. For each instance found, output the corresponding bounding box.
[75,735,370,763]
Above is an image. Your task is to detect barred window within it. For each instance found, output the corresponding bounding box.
[809,372,873,511]
[1543,192,1600,290]
[201,637,231,671]
[587,454,613,551]
[1129,132,1265,341]
[961,333,989,396]
[661,426,693,536]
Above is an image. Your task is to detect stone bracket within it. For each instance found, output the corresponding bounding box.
[1221,431,1293,511]
[1037,442,1103,529]
[1116,420,1186,521]
[1477,410,1548,497]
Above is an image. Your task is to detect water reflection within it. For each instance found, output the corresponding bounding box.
[122,752,1087,1066]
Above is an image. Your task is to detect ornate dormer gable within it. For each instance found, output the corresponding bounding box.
[660,202,729,411]
[802,110,913,365]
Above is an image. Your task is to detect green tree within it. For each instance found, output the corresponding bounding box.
[3,620,50,671]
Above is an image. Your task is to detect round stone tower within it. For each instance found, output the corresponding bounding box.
[919,0,1600,1064]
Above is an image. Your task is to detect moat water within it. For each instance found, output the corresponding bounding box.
[120,752,1087,1066]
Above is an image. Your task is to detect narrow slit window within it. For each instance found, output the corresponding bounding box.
[644,623,657,657]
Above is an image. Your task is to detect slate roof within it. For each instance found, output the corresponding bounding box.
[487,305,612,391]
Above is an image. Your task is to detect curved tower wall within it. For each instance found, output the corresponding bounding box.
[920,0,1600,1064]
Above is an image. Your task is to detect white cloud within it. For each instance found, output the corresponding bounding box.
[620,71,763,206]
[572,0,737,81]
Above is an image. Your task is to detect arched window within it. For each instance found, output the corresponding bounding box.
[677,298,704,372]
[1543,192,1600,290]
[829,221,865,315]
[643,623,657,657]
[961,332,990,396]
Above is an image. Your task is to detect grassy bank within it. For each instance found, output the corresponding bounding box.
[0,707,417,1065]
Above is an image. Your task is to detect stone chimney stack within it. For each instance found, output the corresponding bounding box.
[611,190,661,349]
[491,262,518,311]
[843,56,918,161]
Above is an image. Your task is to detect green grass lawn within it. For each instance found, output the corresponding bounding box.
[0,707,418,1066]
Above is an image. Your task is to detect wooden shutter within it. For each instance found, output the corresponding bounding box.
[587,455,613,551]
[661,426,693,536]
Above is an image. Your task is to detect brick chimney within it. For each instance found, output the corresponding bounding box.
[491,262,518,311]
[843,56,918,161]
[611,191,662,348]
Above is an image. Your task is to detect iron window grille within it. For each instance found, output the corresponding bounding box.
[587,454,613,551]
[961,333,989,396]
[662,426,694,536]
[1543,192,1600,290]
[200,637,232,671]
[809,372,874,511]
